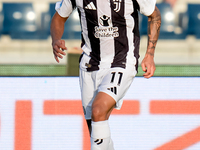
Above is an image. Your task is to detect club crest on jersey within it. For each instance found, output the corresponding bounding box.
[113,0,122,12]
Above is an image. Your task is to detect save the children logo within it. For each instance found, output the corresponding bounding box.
[99,15,111,27]
[94,15,119,38]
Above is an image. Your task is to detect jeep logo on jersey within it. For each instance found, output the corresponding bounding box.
[99,15,111,27]
[113,0,122,12]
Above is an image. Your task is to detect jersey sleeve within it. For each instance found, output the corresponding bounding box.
[136,0,156,16]
[55,0,74,18]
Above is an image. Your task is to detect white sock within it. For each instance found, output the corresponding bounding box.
[108,139,115,150]
[91,120,111,150]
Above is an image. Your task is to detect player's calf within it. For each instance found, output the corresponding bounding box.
[91,120,111,150]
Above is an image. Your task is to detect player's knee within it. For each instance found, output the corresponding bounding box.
[92,105,107,121]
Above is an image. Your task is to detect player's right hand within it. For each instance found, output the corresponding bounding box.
[52,39,67,63]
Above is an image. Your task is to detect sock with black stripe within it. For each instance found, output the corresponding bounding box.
[91,120,114,150]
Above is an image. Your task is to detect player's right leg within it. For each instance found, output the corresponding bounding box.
[86,119,92,135]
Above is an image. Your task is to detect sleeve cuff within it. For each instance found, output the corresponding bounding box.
[55,1,72,18]
[138,0,156,16]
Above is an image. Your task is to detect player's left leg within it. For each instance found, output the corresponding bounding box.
[90,66,137,150]
[86,112,114,150]
[92,92,115,121]
[79,68,115,150]
[86,119,114,150]
[90,92,116,150]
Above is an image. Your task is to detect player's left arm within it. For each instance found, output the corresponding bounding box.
[141,6,161,78]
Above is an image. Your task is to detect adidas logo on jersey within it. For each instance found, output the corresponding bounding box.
[107,87,117,95]
[85,2,96,10]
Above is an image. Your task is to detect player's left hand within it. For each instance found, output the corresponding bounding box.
[141,54,156,79]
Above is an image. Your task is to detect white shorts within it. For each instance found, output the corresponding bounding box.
[79,66,137,119]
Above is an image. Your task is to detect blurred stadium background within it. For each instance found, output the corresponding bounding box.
[0,0,200,76]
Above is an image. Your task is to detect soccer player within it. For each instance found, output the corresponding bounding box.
[50,0,161,149]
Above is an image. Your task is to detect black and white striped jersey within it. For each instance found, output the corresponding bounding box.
[55,0,156,71]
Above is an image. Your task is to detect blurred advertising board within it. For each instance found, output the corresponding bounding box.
[0,77,200,150]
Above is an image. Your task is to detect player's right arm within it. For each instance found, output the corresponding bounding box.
[50,12,68,63]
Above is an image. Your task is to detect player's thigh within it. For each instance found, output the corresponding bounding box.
[79,69,97,119]
[98,66,136,109]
